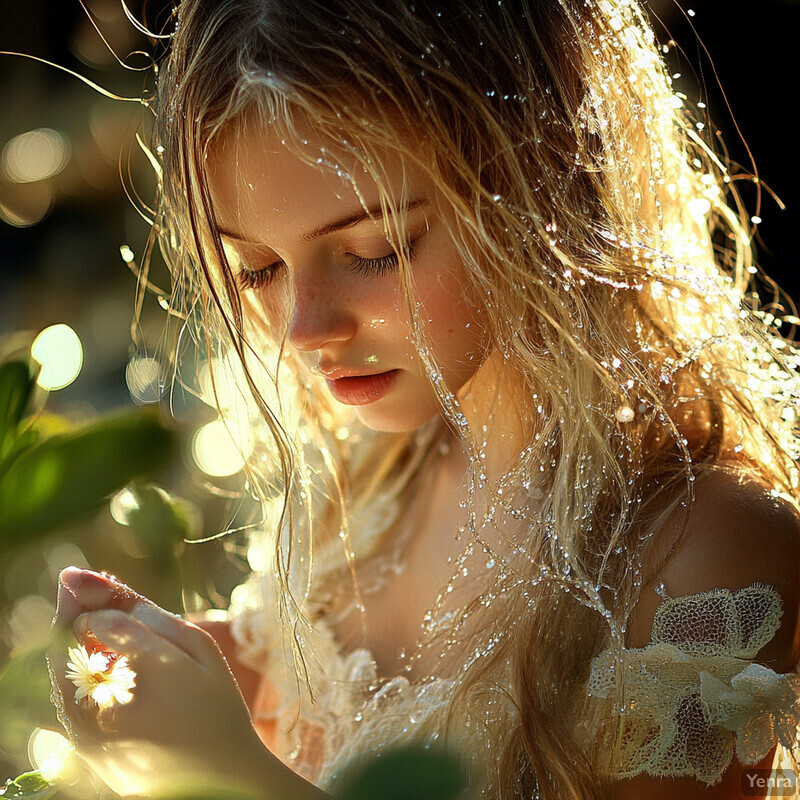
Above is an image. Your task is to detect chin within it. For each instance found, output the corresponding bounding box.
[354,401,441,433]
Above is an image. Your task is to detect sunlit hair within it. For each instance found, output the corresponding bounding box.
[152,1,800,797]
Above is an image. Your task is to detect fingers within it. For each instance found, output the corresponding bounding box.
[75,606,224,672]
[50,569,180,744]
[54,568,219,659]
[130,603,224,665]
[46,625,79,744]
[55,568,151,626]
[76,609,185,668]
[49,569,233,752]
[54,575,83,628]
[47,610,191,751]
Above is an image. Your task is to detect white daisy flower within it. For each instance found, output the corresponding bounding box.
[65,645,136,709]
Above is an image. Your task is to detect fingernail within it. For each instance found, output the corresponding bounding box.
[55,568,114,626]
[59,567,109,594]
[59,568,142,613]
[73,571,115,607]
[58,566,84,587]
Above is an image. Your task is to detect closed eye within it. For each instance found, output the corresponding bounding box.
[236,262,285,290]
[234,238,419,291]
[347,238,418,277]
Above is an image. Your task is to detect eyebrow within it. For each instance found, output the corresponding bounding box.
[217,198,428,243]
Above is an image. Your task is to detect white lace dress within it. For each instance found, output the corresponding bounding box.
[585,583,800,796]
[228,520,800,797]
[228,544,474,789]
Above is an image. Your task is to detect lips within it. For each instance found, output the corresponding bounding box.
[325,369,400,406]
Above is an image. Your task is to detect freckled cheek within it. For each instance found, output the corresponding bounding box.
[251,276,359,322]
[417,270,482,346]
[357,280,407,329]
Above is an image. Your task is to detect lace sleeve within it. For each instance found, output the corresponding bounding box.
[585,583,800,785]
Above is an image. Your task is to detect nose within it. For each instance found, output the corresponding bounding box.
[287,270,358,352]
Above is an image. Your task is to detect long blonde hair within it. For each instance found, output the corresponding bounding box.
[152,1,800,797]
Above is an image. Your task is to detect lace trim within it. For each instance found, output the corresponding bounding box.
[229,563,468,787]
[587,583,800,784]
[232,598,465,787]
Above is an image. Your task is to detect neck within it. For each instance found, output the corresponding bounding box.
[456,351,530,482]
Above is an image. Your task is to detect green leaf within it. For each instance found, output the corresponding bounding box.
[0,770,58,799]
[0,427,41,484]
[113,483,198,576]
[335,745,467,800]
[119,484,197,546]
[0,410,175,549]
[0,361,36,462]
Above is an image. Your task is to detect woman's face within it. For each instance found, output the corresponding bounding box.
[207,124,486,433]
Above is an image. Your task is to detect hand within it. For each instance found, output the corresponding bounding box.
[48,568,282,798]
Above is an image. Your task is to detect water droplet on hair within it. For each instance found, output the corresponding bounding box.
[615,405,635,423]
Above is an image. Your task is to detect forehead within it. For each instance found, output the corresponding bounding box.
[206,121,426,246]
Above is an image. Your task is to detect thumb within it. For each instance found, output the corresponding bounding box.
[56,567,151,622]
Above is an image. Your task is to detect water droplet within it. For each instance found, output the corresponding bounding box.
[615,405,635,423]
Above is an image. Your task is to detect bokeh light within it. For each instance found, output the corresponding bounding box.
[30,324,83,391]
[197,355,252,413]
[0,182,54,228]
[109,487,140,526]
[8,595,54,653]
[126,356,165,404]
[191,418,253,477]
[27,728,71,782]
[1,129,70,184]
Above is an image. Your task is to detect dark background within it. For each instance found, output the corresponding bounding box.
[649,0,800,301]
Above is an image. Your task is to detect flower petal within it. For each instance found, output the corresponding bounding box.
[74,685,91,702]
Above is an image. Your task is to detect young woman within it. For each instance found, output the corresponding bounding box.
[49,1,800,798]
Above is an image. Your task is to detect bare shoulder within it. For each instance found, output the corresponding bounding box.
[627,467,800,671]
[651,468,800,597]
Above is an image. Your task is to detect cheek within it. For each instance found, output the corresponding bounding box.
[416,266,484,361]
[364,282,405,323]
[351,278,411,349]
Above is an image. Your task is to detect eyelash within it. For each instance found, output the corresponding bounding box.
[235,238,418,291]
